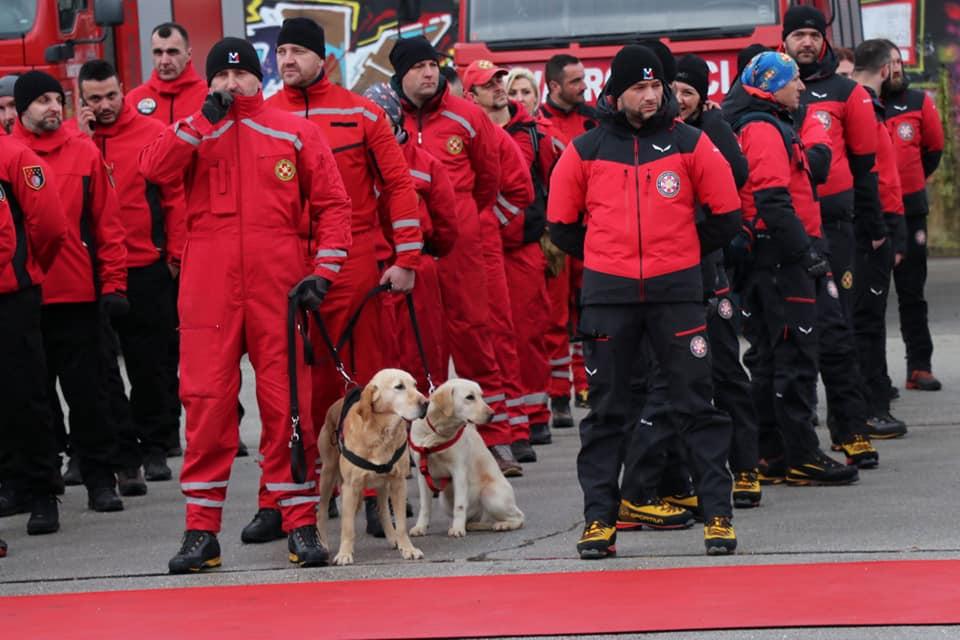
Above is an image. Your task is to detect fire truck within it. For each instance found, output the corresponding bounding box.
[0,0,244,115]
[453,0,865,101]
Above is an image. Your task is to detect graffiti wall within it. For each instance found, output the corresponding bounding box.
[244,0,458,97]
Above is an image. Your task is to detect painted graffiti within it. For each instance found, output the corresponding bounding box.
[244,0,458,96]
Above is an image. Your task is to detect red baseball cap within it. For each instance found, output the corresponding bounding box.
[461,59,508,93]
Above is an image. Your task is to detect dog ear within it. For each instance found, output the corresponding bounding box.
[438,385,455,418]
[358,384,378,420]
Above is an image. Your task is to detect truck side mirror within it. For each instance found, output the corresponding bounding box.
[398,0,421,22]
[45,42,76,63]
[94,0,124,27]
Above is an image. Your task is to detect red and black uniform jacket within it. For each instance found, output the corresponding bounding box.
[867,87,906,254]
[87,101,187,269]
[0,137,66,295]
[548,93,742,305]
[0,197,12,270]
[377,140,458,261]
[538,97,597,145]
[267,74,422,269]
[127,62,208,125]
[884,84,944,215]
[392,77,500,215]
[505,101,562,245]
[723,83,822,262]
[794,42,885,243]
[11,121,126,304]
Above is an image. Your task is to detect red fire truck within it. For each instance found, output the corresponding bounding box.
[0,0,242,115]
[454,0,865,101]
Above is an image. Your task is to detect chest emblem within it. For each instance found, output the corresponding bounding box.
[22,165,46,190]
[897,122,915,141]
[656,171,681,198]
[274,158,297,182]
[813,110,832,131]
[446,135,464,155]
[137,98,157,115]
[841,270,854,290]
[690,335,708,358]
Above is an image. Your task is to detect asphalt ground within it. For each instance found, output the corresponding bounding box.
[2,258,959,638]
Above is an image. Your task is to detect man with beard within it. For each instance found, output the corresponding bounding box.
[882,41,945,392]
[76,59,188,490]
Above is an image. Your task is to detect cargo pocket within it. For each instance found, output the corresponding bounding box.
[208,159,237,216]
[178,325,223,399]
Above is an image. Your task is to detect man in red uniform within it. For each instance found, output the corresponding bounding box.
[75,59,188,490]
[538,54,597,427]
[389,37,525,472]
[463,59,554,458]
[139,38,353,573]
[0,135,65,536]
[127,22,208,124]
[0,75,17,134]
[233,19,423,542]
[883,41,946,391]
[12,71,129,517]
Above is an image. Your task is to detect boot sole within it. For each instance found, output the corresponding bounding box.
[578,545,616,559]
[170,557,221,574]
[848,457,879,469]
[616,519,694,531]
[785,476,858,486]
[118,486,148,497]
[288,552,329,567]
[26,523,59,535]
[905,383,941,391]
[733,496,761,509]
[89,502,125,512]
[758,476,785,486]
[706,543,737,555]
[868,431,907,440]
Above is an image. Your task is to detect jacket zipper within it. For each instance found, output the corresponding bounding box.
[634,136,645,302]
[300,88,314,257]
[235,117,245,298]
[169,96,174,125]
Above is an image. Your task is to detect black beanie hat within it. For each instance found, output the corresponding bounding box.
[277,17,326,59]
[737,43,771,76]
[14,71,64,115]
[782,6,827,40]
[636,39,676,84]
[675,54,709,103]
[607,45,664,99]
[206,37,262,85]
[389,36,439,80]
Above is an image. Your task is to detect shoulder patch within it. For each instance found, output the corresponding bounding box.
[446,135,464,155]
[137,97,157,115]
[897,122,915,141]
[656,171,681,198]
[22,165,46,190]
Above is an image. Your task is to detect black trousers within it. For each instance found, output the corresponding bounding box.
[854,241,894,414]
[894,215,933,373]
[823,219,857,323]
[42,301,118,489]
[112,260,177,457]
[578,302,732,525]
[0,287,60,495]
[741,244,820,466]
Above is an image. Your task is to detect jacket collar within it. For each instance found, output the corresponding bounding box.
[393,75,448,116]
[91,100,138,139]
[228,92,265,119]
[147,61,205,97]
[11,118,73,154]
[279,71,331,106]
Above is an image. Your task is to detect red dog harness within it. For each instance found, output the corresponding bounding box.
[407,418,466,496]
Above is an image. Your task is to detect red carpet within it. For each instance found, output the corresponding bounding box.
[2,560,959,638]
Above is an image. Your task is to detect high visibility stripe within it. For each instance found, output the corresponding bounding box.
[440,110,476,137]
[524,392,549,405]
[395,241,424,253]
[205,120,234,140]
[265,481,316,491]
[550,356,572,366]
[185,497,224,508]
[484,393,506,404]
[491,413,509,423]
[316,249,348,258]
[181,481,229,490]
[509,415,529,425]
[175,127,201,147]
[410,169,432,182]
[551,371,573,379]
[505,397,525,408]
[278,495,321,506]
[496,193,521,215]
[317,263,342,273]
[240,118,303,151]
[293,106,378,122]
[492,205,510,226]
[552,137,566,152]
[392,219,421,229]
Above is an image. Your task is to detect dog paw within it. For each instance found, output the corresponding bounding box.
[332,552,354,566]
[400,545,424,560]
[447,526,466,538]
[409,525,427,537]
[493,520,522,531]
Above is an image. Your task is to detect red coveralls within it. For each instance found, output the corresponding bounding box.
[139,92,353,533]
[396,81,509,444]
[537,101,596,400]
[127,62,209,124]
[0,196,12,269]
[482,124,535,439]
[504,103,558,430]
[377,140,459,394]
[265,76,421,509]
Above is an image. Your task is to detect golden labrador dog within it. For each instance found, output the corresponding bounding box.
[316,368,427,565]
[409,379,525,538]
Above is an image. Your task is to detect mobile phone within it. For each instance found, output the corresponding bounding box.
[80,98,95,131]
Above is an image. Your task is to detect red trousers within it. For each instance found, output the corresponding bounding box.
[479,211,527,440]
[258,229,383,511]
[437,203,509,446]
[179,232,318,533]
[545,256,589,398]
[504,242,551,430]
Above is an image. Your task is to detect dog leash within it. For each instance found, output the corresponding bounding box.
[407,419,467,496]
[286,296,310,484]
[404,293,435,393]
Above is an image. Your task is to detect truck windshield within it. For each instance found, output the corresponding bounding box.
[468,0,778,43]
[0,0,37,37]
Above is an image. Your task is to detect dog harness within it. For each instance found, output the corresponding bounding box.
[337,386,408,475]
[407,417,467,496]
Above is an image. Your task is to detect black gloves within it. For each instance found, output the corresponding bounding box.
[800,247,830,278]
[100,292,130,318]
[201,91,234,124]
[724,224,755,268]
[289,275,331,312]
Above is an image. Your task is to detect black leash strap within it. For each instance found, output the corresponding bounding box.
[335,283,392,351]
[404,292,435,393]
[286,297,307,484]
